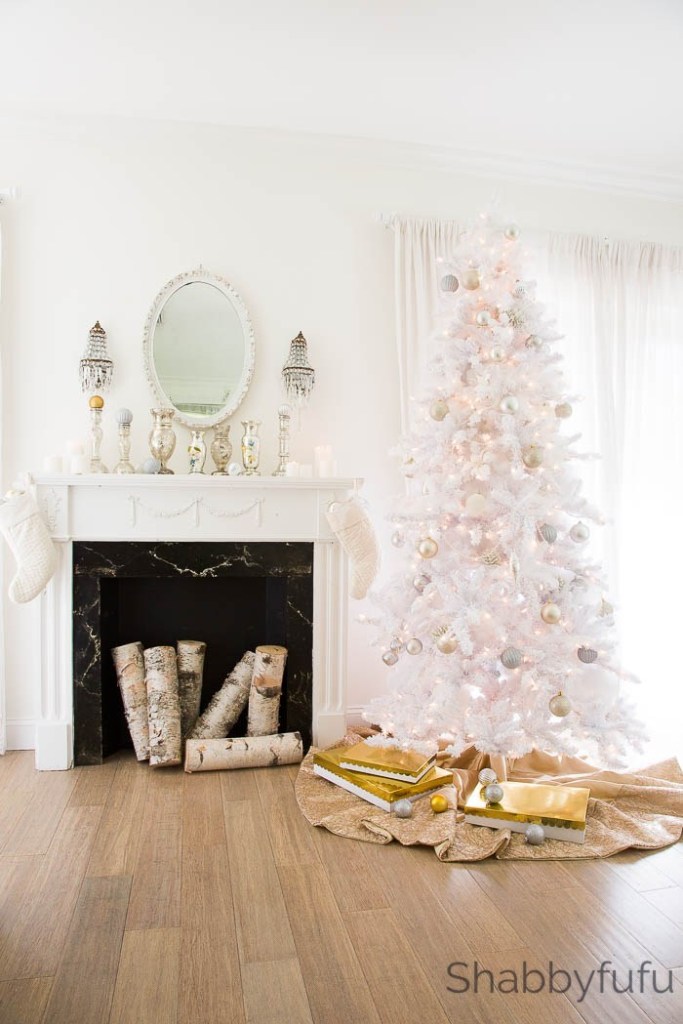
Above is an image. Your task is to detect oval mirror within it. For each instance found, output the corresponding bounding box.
[143,268,255,428]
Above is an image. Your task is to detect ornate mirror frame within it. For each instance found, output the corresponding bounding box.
[142,267,256,428]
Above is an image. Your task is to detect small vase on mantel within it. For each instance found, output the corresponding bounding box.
[188,429,207,474]
[149,408,176,475]
[210,424,232,475]
[241,420,261,476]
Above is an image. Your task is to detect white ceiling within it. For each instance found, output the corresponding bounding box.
[3,0,682,198]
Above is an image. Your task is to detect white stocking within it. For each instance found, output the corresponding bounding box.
[0,490,58,603]
[326,495,380,599]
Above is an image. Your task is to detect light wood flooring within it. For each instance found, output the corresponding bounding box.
[0,749,682,1024]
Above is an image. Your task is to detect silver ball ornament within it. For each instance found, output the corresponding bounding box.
[570,521,590,543]
[406,638,423,655]
[538,523,557,544]
[478,768,498,787]
[440,274,459,293]
[555,402,573,419]
[500,646,523,669]
[141,457,161,474]
[382,651,398,667]
[525,823,546,845]
[461,268,481,290]
[578,647,598,664]
[475,310,491,327]
[430,399,449,421]
[504,224,520,241]
[418,537,439,559]
[413,573,431,593]
[499,395,519,414]
[540,601,561,625]
[549,692,571,717]
[389,637,404,652]
[391,530,405,548]
[393,798,413,818]
[522,445,543,469]
[490,345,506,362]
[484,782,504,804]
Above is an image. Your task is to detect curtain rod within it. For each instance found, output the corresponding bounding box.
[374,211,612,249]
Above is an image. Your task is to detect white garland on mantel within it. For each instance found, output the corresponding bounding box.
[128,495,264,528]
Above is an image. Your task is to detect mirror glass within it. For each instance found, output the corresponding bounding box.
[143,269,255,427]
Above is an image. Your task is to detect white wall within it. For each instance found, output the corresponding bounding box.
[2,116,682,745]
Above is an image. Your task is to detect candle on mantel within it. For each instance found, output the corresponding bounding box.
[43,455,63,474]
[284,461,299,478]
[70,455,89,475]
[299,463,313,478]
[314,445,335,477]
[65,440,85,456]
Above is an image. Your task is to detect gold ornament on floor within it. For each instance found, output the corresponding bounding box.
[461,268,481,290]
[540,601,561,625]
[417,537,439,559]
[430,793,449,813]
[549,692,571,717]
[522,445,543,469]
[430,399,449,421]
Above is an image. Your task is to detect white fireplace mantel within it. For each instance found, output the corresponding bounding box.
[33,474,361,770]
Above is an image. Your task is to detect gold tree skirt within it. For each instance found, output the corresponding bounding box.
[296,732,683,861]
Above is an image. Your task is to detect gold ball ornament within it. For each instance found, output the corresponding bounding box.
[430,793,449,813]
[540,601,561,625]
[435,633,458,655]
[417,537,439,559]
[430,399,449,421]
[464,492,488,517]
[382,651,398,667]
[461,268,481,290]
[525,334,543,349]
[89,395,105,409]
[549,692,571,717]
[555,402,573,419]
[522,445,543,469]
[406,638,423,655]
[504,224,520,240]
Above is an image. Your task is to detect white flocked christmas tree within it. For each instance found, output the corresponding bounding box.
[364,214,645,768]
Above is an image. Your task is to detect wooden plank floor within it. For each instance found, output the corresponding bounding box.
[0,750,681,1024]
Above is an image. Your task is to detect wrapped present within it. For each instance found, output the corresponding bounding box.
[463,780,590,844]
[313,746,452,812]
[339,740,436,783]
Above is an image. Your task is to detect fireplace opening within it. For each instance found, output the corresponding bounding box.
[73,541,314,765]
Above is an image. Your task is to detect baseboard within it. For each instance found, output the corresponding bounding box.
[5,719,36,750]
[346,705,366,723]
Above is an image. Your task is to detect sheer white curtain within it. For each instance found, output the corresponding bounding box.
[0,223,5,754]
[392,217,683,761]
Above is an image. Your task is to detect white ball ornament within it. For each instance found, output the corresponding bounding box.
[499,395,519,414]
[504,224,520,240]
[440,274,459,293]
[393,798,413,818]
[475,310,491,327]
[418,537,439,559]
[578,647,598,664]
[484,782,504,804]
[522,445,543,469]
[227,462,243,476]
[478,768,498,787]
[540,601,561,625]
[555,402,573,419]
[436,633,458,655]
[490,345,506,362]
[570,521,590,543]
[382,651,398,667]
[500,646,523,669]
[430,399,449,421]
[525,823,546,845]
[406,638,423,655]
[549,692,571,717]
[461,268,481,290]
[464,492,488,517]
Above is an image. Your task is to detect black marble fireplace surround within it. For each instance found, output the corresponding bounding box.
[73,541,314,765]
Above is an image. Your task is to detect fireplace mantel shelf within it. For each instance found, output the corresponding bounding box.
[33,474,363,770]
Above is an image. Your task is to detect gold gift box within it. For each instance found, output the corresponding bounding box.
[339,740,436,783]
[314,746,453,812]
[463,780,590,844]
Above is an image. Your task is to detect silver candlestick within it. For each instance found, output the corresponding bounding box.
[273,404,292,476]
[88,396,108,473]
[114,408,135,474]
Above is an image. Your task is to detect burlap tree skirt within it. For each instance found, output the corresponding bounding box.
[296,732,683,861]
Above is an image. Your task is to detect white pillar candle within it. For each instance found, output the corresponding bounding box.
[299,463,313,478]
[284,461,299,477]
[65,440,85,455]
[43,455,63,474]
[70,455,89,475]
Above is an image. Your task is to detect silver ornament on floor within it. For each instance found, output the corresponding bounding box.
[391,530,405,548]
[504,224,520,240]
[549,692,571,717]
[578,647,598,664]
[478,768,498,787]
[430,399,449,421]
[499,395,519,414]
[406,638,423,655]
[440,274,459,293]
[490,345,506,362]
[484,782,504,804]
[393,798,413,818]
[382,651,398,667]
[461,268,481,290]
[540,601,561,625]
[500,646,523,669]
[538,523,557,544]
[555,402,573,418]
[522,445,543,469]
[475,310,491,327]
[418,537,439,559]
[569,521,590,543]
[525,823,546,845]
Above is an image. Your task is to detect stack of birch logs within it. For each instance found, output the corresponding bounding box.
[111,642,304,772]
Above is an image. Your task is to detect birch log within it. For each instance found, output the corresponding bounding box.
[176,639,206,739]
[188,651,256,740]
[111,641,149,761]
[144,645,182,767]
[184,732,303,773]
[247,645,288,736]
